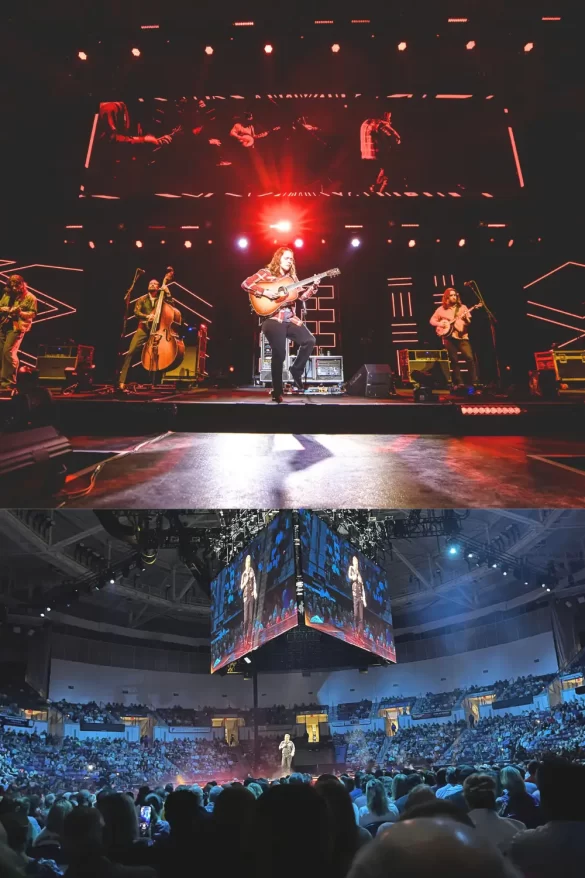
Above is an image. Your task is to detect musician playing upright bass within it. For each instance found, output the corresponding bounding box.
[430,287,479,389]
[242,247,319,403]
[118,275,174,389]
[0,275,37,389]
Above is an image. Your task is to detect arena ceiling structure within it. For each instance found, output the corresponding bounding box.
[1,508,585,651]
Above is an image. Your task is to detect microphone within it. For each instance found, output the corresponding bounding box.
[137,268,145,275]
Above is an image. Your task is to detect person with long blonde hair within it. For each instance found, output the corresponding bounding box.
[242,246,318,402]
[430,287,478,388]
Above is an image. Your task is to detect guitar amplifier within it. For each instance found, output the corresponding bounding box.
[164,346,198,381]
[535,350,585,382]
[37,355,77,382]
[289,355,344,383]
[259,336,293,383]
[398,349,451,388]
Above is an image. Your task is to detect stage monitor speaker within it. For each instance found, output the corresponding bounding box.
[347,364,394,398]
[0,426,71,504]
[575,685,585,696]
[164,346,198,381]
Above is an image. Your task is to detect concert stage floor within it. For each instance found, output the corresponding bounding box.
[8,385,585,437]
[58,432,585,508]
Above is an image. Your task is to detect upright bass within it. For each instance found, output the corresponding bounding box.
[141,266,185,376]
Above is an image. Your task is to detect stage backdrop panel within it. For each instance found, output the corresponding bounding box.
[299,510,396,664]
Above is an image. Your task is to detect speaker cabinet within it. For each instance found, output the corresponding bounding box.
[37,356,76,382]
[398,349,451,388]
[347,364,394,398]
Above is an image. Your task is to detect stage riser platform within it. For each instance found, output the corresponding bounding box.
[27,398,585,437]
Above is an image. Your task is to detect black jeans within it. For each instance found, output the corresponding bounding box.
[443,337,478,385]
[261,318,316,395]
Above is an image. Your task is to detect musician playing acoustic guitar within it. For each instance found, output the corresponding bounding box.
[0,275,37,389]
[242,247,319,403]
[430,287,481,388]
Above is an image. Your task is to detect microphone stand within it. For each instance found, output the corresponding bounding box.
[467,280,502,389]
[115,268,143,388]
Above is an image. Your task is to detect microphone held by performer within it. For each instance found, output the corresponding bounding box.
[279,733,295,773]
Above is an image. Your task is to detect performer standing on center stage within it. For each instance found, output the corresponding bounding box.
[118,277,174,389]
[348,556,367,634]
[240,554,257,648]
[430,287,479,389]
[279,733,295,773]
[0,275,37,390]
[241,247,319,403]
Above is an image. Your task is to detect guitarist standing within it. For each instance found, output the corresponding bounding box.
[0,275,37,389]
[242,247,318,402]
[430,287,479,388]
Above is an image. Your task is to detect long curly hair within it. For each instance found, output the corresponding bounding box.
[266,247,298,281]
[442,287,461,308]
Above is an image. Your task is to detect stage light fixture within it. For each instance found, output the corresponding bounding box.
[398,41,407,51]
[408,239,416,248]
[78,51,88,61]
[458,238,466,247]
[243,656,252,664]
[135,240,143,248]
[131,47,141,57]
[272,220,292,232]
[524,42,534,52]
[294,237,304,248]
[184,240,192,248]
[350,237,361,248]
[205,46,214,55]
[331,43,341,53]
[508,239,514,247]
[237,237,249,249]
[448,545,459,556]
[88,241,95,249]
[466,40,476,50]
[264,44,274,54]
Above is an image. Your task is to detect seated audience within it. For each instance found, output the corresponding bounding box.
[463,773,526,850]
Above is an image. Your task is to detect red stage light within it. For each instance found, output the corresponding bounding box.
[331,43,341,53]
[184,240,192,248]
[229,366,235,372]
[78,51,88,61]
[524,42,534,52]
[294,238,304,248]
[207,239,213,244]
[131,47,141,57]
[135,240,143,248]
[237,237,249,249]
[508,239,515,247]
[272,220,292,232]
[350,237,361,248]
[458,238,466,247]
[466,40,476,50]
[205,46,214,55]
[88,241,95,249]
[408,239,416,248]
[264,44,274,54]
[160,240,166,244]
[398,41,407,51]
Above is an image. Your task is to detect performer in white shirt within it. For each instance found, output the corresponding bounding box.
[279,733,295,772]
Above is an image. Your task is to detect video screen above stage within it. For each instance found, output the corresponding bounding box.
[210,512,297,673]
[85,96,520,197]
[299,511,396,664]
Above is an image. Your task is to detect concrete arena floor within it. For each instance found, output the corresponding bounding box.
[60,433,585,508]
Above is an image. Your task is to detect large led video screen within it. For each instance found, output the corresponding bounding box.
[210,512,297,673]
[299,511,396,663]
[85,96,520,197]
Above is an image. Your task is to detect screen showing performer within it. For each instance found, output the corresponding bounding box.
[84,96,520,197]
[210,512,297,673]
[299,511,396,664]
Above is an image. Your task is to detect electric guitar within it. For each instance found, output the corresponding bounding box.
[249,268,341,318]
[435,303,483,338]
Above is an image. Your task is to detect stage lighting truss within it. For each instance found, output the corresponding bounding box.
[315,509,470,563]
[445,533,555,588]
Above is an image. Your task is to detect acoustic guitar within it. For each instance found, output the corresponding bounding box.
[435,303,483,338]
[249,268,341,318]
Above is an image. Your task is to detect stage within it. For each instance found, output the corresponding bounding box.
[3,384,585,437]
